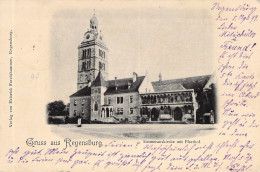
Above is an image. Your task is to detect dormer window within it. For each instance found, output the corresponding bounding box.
[115,83,118,90]
[128,82,131,89]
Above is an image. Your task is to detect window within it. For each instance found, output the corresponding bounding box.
[108,97,111,105]
[99,49,105,58]
[129,108,133,114]
[74,110,76,116]
[82,62,86,71]
[81,108,84,114]
[82,49,86,58]
[87,61,91,69]
[129,96,133,103]
[87,49,91,57]
[82,99,85,106]
[94,102,98,111]
[117,97,123,104]
[117,108,123,114]
[99,62,102,70]
[74,100,77,106]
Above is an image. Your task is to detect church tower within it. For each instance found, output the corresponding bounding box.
[77,14,109,90]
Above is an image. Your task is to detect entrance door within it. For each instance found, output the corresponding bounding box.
[174,107,183,121]
[106,108,109,117]
[151,108,159,121]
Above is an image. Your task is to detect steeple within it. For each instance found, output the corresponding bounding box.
[90,11,98,31]
[77,12,108,90]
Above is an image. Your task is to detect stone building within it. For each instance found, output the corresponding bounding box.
[69,14,216,124]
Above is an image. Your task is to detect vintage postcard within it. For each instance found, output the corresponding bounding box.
[0,0,260,171]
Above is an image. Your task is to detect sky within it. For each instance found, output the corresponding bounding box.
[50,6,214,103]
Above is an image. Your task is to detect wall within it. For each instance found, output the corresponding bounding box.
[69,96,91,120]
[104,92,140,121]
[90,86,107,121]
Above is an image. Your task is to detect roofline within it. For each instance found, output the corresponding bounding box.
[104,91,139,95]
[151,74,212,83]
[139,89,195,95]
[69,95,91,98]
[107,75,145,82]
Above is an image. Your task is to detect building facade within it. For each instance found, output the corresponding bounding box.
[69,14,216,124]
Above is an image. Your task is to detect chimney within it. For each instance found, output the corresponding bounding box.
[159,72,162,82]
[88,81,91,87]
[133,72,138,82]
[115,77,117,80]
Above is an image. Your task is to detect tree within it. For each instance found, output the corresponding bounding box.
[47,100,66,116]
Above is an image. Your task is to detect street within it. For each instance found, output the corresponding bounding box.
[50,124,217,139]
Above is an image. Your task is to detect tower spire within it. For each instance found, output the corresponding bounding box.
[90,10,98,30]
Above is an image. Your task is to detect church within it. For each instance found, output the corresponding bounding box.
[69,14,216,124]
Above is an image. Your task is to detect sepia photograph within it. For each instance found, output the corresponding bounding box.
[47,7,217,139]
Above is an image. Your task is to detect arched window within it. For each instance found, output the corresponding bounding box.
[94,102,98,111]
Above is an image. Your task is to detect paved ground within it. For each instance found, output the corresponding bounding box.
[50,124,217,139]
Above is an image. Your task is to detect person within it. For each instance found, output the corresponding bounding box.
[77,115,82,127]
[210,110,215,124]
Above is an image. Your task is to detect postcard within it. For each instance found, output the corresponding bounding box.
[0,0,260,171]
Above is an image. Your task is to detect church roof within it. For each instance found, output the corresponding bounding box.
[152,75,211,92]
[92,71,107,87]
[104,76,145,95]
[69,86,91,97]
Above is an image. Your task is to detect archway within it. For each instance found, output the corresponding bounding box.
[101,108,105,118]
[174,107,183,121]
[106,108,109,117]
[151,108,159,121]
